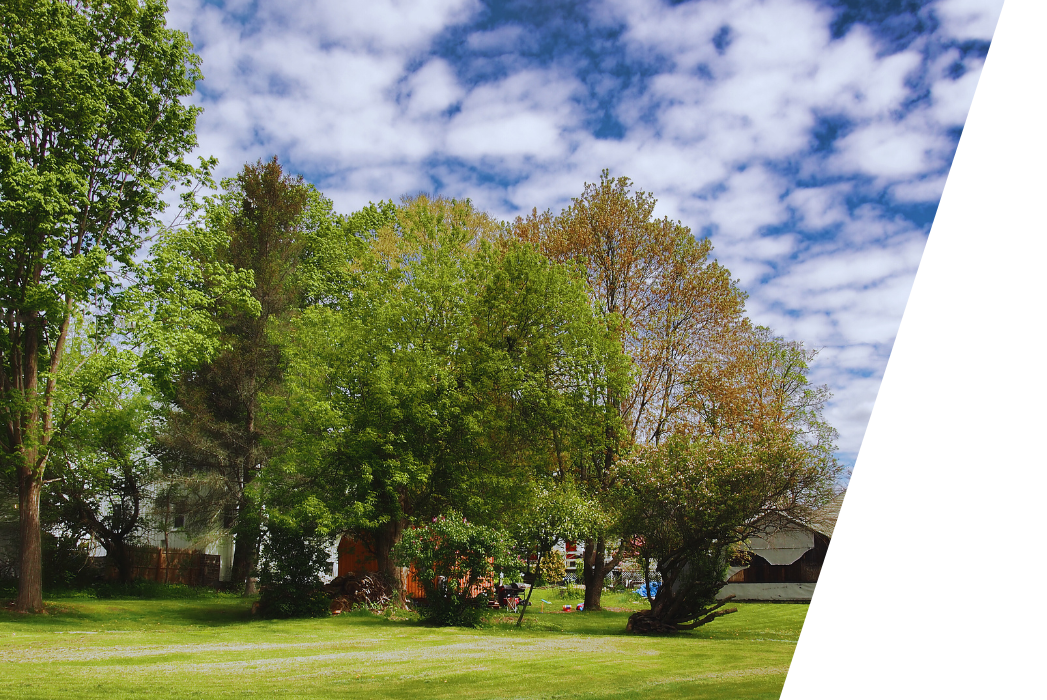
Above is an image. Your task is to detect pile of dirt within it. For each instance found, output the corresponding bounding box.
[323,573,393,614]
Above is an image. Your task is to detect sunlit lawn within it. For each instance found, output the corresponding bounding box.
[0,592,806,699]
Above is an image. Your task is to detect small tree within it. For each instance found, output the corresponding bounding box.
[619,431,837,634]
[538,549,566,586]
[509,483,602,624]
[392,512,516,627]
[46,376,158,584]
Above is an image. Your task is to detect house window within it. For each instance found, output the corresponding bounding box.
[174,514,185,529]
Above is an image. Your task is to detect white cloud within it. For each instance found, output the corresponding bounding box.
[258,0,480,52]
[929,66,984,127]
[786,185,851,230]
[445,70,581,159]
[402,58,465,116]
[830,122,936,179]
[889,174,949,203]
[163,0,1006,466]
[700,166,790,240]
[465,24,530,53]
[935,0,1005,40]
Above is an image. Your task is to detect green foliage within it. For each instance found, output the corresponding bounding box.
[90,580,227,600]
[0,0,204,420]
[269,194,630,584]
[510,482,604,561]
[41,531,91,590]
[255,518,332,619]
[557,582,584,601]
[151,158,351,588]
[392,511,516,627]
[0,0,204,610]
[45,359,160,583]
[617,429,837,632]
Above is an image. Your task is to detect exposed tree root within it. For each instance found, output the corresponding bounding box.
[626,595,739,634]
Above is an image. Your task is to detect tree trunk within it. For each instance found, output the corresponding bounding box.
[582,537,605,611]
[627,595,738,634]
[231,503,260,590]
[109,540,134,584]
[232,465,261,590]
[16,472,44,613]
[373,518,405,584]
[516,551,542,626]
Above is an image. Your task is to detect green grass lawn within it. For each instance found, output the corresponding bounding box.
[0,592,806,700]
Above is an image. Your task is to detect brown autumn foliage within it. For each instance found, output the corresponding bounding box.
[510,170,755,611]
[512,172,750,447]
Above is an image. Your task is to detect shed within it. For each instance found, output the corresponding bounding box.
[719,492,844,602]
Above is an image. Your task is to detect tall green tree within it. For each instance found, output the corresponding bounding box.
[0,0,200,611]
[270,195,497,581]
[155,158,346,588]
[271,196,627,586]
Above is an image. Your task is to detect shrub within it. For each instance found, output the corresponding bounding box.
[392,511,516,627]
[255,520,332,619]
[42,532,93,590]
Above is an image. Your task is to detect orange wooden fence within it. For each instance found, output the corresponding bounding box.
[336,535,495,601]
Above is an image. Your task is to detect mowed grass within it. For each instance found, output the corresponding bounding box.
[0,593,806,700]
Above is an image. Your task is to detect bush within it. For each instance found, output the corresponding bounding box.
[42,532,93,590]
[255,520,332,619]
[392,511,516,627]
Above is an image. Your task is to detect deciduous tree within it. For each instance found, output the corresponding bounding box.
[46,373,157,584]
[511,170,748,611]
[273,196,627,590]
[0,0,200,611]
[618,435,834,633]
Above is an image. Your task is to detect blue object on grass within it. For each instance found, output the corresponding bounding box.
[636,582,660,598]
[540,599,552,604]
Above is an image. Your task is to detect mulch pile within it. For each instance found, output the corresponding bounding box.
[323,573,393,614]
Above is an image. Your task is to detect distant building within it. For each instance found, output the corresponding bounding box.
[719,492,844,602]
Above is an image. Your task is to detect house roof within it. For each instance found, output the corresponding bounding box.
[807,491,845,538]
[744,490,846,542]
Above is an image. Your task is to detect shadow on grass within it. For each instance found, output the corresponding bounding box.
[2,593,807,644]
[1,596,256,630]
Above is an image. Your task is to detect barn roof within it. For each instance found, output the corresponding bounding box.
[808,491,845,538]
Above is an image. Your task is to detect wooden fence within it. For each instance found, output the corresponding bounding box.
[92,546,221,586]
[337,535,497,601]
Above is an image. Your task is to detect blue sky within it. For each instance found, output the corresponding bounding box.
[168,0,1004,470]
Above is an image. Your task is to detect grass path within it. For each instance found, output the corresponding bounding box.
[0,595,805,699]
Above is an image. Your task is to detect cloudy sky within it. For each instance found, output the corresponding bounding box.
[168,0,1004,471]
